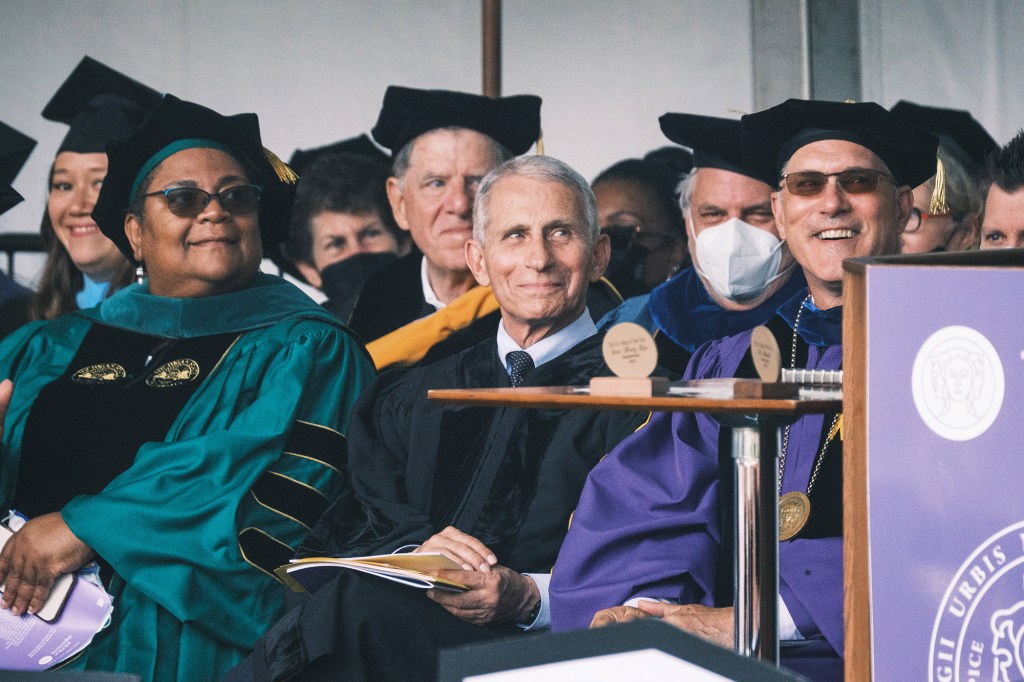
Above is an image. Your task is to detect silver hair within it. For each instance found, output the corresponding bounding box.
[472,155,599,245]
[391,126,514,186]
[676,167,699,217]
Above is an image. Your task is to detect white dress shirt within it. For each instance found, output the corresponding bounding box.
[496,309,597,377]
[420,257,446,312]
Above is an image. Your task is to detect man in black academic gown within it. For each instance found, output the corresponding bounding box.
[346,85,541,344]
[228,155,659,682]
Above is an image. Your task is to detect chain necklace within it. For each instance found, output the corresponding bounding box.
[778,294,842,542]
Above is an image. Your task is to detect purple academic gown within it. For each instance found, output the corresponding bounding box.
[550,290,844,681]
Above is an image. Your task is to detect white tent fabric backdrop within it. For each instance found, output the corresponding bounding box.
[0,0,1020,285]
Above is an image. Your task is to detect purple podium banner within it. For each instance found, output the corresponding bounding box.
[865,265,1023,682]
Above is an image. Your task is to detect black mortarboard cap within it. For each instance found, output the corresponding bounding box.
[93,94,298,261]
[741,99,939,188]
[288,134,389,175]
[642,145,694,178]
[890,100,997,175]
[0,186,23,217]
[371,86,542,155]
[0,121,37,187]
[0,121,36,217]
[659,113,760,180]
[42,56,161,154]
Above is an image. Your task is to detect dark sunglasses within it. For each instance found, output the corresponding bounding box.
[143,184,262,218]
[601,224,640,250]
[602,223,675,253]
[780,169,894,197]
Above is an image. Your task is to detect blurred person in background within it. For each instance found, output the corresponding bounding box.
[890,101,995,253]
[598,113,804,375]
[284,150,410,322]
[980,129,1024,250]
[592,154,689,298]
[28,57,161,323]
[347,86,540,345]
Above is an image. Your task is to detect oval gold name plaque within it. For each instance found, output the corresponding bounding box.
[751,325,781,383]
[602,322,658,379]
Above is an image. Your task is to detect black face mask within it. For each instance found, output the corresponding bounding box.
[319,251,399,322]
[601,225,654,298]
[603,246,649,299]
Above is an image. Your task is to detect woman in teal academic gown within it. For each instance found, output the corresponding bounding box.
[0,94,375,681]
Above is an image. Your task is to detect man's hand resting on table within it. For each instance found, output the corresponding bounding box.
[592,601,734,649]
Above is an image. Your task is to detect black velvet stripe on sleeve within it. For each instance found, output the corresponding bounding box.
[238,527,297,580]
[250,472,330,530]
[284,421,347,474]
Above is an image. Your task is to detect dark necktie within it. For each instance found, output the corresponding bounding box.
[506,350,534,387]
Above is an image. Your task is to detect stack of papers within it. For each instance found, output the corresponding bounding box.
[276,552,470,594]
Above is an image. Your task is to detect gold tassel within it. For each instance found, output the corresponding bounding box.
[263,147,299,185]
[930,156,949,214]
[535,130,544,156]
[831,414,843,442]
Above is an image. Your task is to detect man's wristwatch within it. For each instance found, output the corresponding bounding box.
[520,597,541,625]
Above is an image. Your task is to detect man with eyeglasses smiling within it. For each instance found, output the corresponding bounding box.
[549,99,937,681]
[756,102,930,310]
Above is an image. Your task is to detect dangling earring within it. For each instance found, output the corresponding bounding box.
[135,263,146,285]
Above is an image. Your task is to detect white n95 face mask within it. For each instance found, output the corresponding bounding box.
[692,217,792,302]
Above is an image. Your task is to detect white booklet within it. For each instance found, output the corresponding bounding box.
[0,521,114,670]
[276,552,470,594]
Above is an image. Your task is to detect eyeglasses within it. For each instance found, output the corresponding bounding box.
[780,169,895,197]
[143,184,262,218]
[904,207,950,233]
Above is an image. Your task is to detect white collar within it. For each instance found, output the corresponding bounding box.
[420,257,446,311]
[496,309,597,374]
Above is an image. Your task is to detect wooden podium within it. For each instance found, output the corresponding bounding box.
[842,249,1023,681]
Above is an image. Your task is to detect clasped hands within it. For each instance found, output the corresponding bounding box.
[0,379,95,617]
[413,525,540,626]
[591,600,734,649]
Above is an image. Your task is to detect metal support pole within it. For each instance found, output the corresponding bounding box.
[732,425,780,665]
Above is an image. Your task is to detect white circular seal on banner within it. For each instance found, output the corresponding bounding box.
[911,325,1004,441]
[929,520,1024,682]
